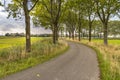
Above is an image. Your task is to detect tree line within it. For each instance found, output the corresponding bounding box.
[0,0,120,52]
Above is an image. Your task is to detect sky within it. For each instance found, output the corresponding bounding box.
[0,0,119,35]
[0,1,51,35]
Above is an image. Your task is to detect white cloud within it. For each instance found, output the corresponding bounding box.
[0,6,51,35]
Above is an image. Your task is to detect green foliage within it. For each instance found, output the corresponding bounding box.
[108,21,120,35]
[7,0,38,18]
[7,0,23,18]
[32,0,62,29]
[32,2,51,28]
[32,0,63,44]
[0,2,2,6]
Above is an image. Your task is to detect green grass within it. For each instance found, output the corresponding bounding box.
[80,39,120,80]
[0,38,68,78]
[108,40,120,45]
[81,43,112,80]
[67,38,120,80]
[81,39,120,45]
[0,37,43,49]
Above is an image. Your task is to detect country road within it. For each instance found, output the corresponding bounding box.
[1,41,100,80]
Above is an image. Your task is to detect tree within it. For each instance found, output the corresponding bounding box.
[108,21,120,37]
[59,24,64,38]
[8,0,39,52]
[92,20,103,38]
[0,2,1,6]
[84,0,96,42]
[61,0,78,40]
[75,0,85,41]
[67,11,77,40]
[94,0,120,45]
[0,0,5,6]
[32,0,62,44]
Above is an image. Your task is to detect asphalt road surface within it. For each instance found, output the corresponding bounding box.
[1,41,100,80]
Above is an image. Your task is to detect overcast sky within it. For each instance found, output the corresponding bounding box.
[0,0,119,35]
[0,2,51,35]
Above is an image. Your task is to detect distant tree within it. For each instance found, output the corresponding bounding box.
[0,2,2,6]
[109,21,120,37]
[75,0,85,41]
[66,11,77,40]
[5,33,10,36]
[92,20,103,38]
[61,0,78,40]
[84,0,96,42]
[59,24,64,38]
[94,0,120,45]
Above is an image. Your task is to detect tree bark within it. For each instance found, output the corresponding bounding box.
[66,29,68,38]
[72,31,74,40]
[56,27,59,41]
[23,0,31,52]
[78,27,81,41]
[53,27,56,44]
[69,31,71,39]
[103,23,108,45]
[78,22,81,41]
[53,24,58,44]
[78,6,81,41]
[94,27,96,38]
[61,29,62,38]
[89,22,92,42]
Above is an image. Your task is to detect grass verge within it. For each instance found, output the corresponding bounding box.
[67,39,120,80]
[0,38,69,78]
[80,41,120,80]
[80,43,111,80]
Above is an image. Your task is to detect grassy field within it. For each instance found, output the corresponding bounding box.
[0,37,68,78]
[81,39,120,45]
[80,39,120,80]
[0,37,43,49]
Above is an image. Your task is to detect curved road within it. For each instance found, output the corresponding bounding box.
[1,41,100,80]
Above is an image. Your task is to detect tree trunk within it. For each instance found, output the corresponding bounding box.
[103,23,108,45]
[23,0,31,52]
[61,29,62,38]
[94,27,96,38]
[78,11,82,41]
[53,24,58,44]
[66,28,68,38]
[82,32,85,38]
[72,31,74,40]
[89,22,92,42]
[56,27,59,41]
[53,27,56,44]
[78,25,81,41]
[69,31,71,39]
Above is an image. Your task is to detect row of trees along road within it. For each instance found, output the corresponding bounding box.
[1,0,120,52]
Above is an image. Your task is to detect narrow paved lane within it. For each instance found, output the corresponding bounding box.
[1,41,100,80]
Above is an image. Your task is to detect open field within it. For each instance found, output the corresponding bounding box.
[80,39,120,80]
[0,37,68,78]
[0,37,43,49]
[81,39,120,45]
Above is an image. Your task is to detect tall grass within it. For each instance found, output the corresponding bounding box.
[0,37,43,49]
[81,40,120,80]
[0,38,68,78]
